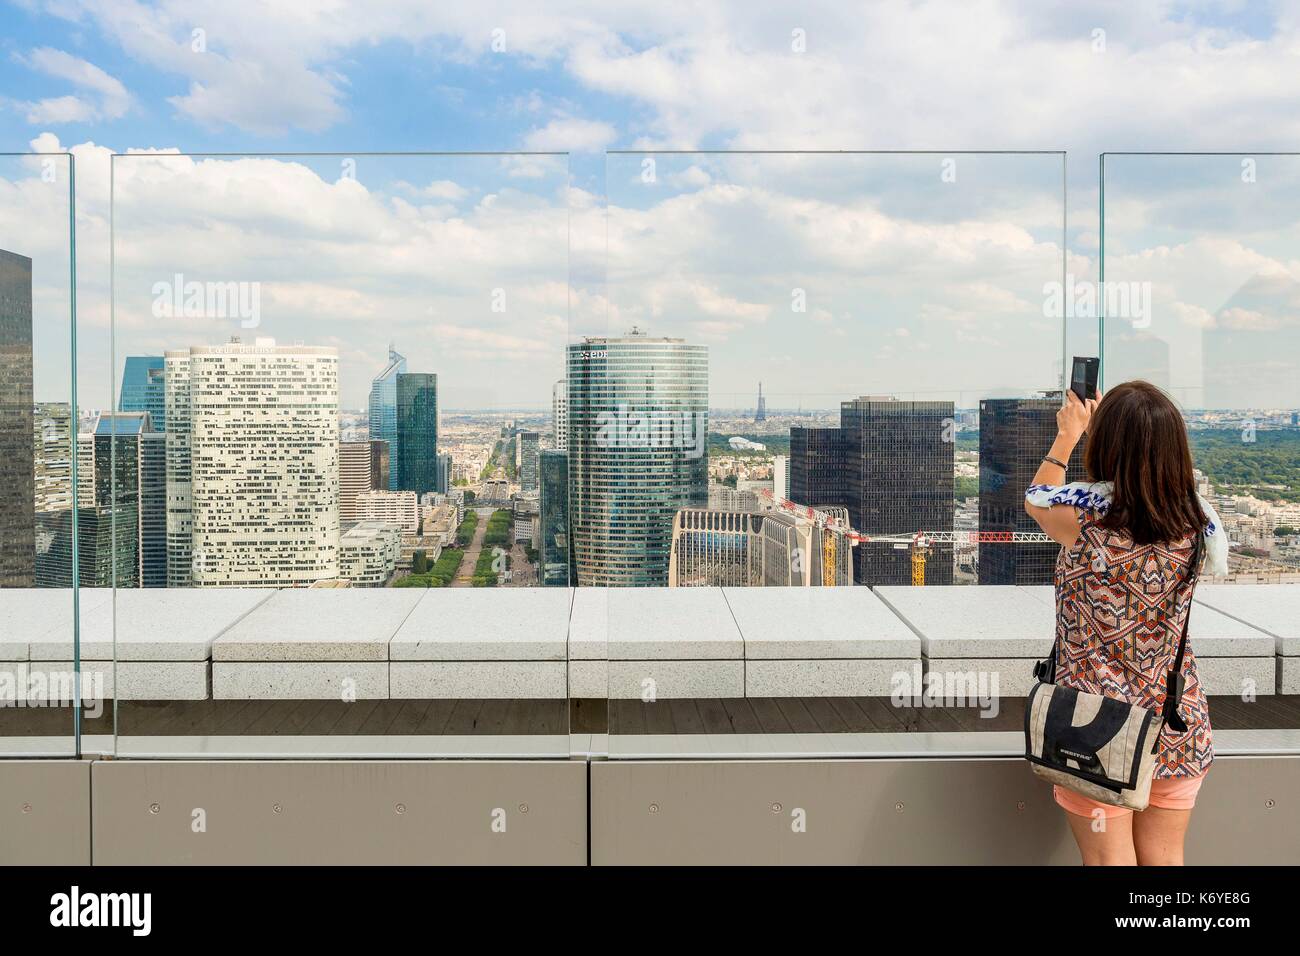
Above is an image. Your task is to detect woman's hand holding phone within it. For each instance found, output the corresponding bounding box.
[1058,388,1100,446]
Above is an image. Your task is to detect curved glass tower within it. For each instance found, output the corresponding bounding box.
[567,330,708,586]
[368,346,406,490]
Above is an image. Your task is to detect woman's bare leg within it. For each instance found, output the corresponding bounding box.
[1133,806,1191,865]
[1064,808,1136,865]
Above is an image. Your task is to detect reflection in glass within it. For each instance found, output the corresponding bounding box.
[1102,153,1300,585]
[0,152,78,755]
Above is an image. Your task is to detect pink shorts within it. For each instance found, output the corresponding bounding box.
[1054,773,1207,819]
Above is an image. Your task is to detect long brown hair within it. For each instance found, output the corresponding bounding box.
[1083,380,1207,545]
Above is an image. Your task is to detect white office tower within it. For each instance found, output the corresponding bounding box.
[773,455,789,500]
[552,379,568,448]
[355,489,419,535]
[164,350,193,586]
[166,339,340,587]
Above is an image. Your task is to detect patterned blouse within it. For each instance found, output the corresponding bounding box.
[1053,512,1213,779]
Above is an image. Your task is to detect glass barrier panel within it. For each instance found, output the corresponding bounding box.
[0,152,79,756]
[1102,152,1300,730]
[594,150,1070,757]
[109,152,571,757]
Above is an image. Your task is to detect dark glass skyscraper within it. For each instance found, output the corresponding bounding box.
[119,356,166,431]
[567,331,708,586]
[978,394,1084,585]
[789,426,845,512]
[790,396,955,585]
[368,347,406,490]
[0,248,35,587]
[539,449,570,586]
[516,431,539,493]
[395,372,438,496]
[435,451,451,495]
[56,413,167,589]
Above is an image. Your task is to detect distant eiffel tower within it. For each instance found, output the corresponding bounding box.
[755,381,767,422]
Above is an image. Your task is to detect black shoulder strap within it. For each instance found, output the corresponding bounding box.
[1161,530,1204,734]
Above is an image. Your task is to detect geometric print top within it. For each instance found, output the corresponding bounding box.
[1053,511,1213,779]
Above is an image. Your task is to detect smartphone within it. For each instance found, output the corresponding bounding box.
[1070,356,1099,403]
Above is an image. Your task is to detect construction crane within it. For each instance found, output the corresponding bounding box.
[755,488,1054,586]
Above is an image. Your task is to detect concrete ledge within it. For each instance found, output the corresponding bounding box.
[0,588,111,661]
[875,586,1054,658]
[924,657,1038,696]
[1196,584,1300,656]
[391,588,570,661]
[746,658,914,697]
[567,660,605,699]
[569,588,743,660]
[0,662,29,702]
[213,589,423,661]
[212,661,388,699]
[1278,658,1300,695]
[34,588,272,661]
[1194,657,1276,697]
[390,661,565,699]
[724,587,921,659]
[1,586,1293,703]
[28,661,210,701]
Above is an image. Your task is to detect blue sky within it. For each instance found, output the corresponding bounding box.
[2,1,1299,410]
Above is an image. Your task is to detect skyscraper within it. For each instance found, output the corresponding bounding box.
[978,394,1085,585]
[33,403,72,513]
[368,346,406,490]
[435,451,452,495]
[164,350,193,586]
[74,412,166,588]
[0,249,35,586]
[567,330,708,586]
[167,339,339,587]
[33,403,73,587]
[394,372,438,495]
[772,454,789,501]
[552,378,568,448]
[539,449,570,586]
[790,396,954,585]
[339,440,380,524]
[119,356,166,431]
[789,426,845,513]
[516,430,540,493]
[370,439,391,493]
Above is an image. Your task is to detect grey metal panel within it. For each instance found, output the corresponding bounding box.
[591,756,1300,865]
[0,760,90,865]
[592,757,1077,864]
[91,760,586,865]
[1185,757,1300,864]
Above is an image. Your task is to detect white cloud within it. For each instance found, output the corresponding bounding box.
[28,0,1300,157]
[523,116,617,152]
[14,47,131,123]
